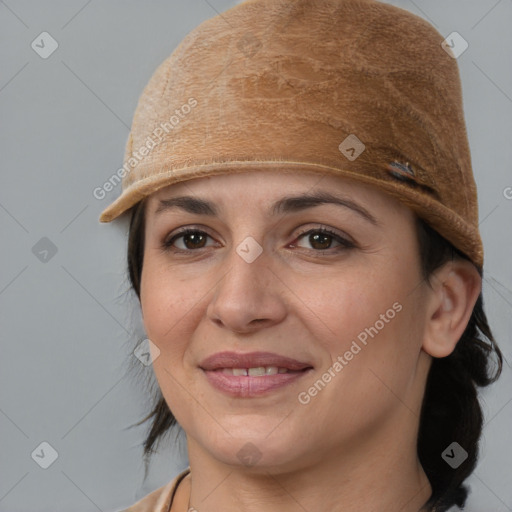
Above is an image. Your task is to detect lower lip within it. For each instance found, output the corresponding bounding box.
[202,369,312,397]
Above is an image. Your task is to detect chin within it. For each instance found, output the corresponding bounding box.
[200,425,306,472]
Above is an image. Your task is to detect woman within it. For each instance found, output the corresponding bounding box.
[100,0,503,510]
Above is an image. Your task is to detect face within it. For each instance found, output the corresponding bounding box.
[140,170,433,472]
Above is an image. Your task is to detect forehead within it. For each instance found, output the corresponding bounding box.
[146,170,407,216]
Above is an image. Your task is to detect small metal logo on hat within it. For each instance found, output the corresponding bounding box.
[386,161,417,184]
[386,159,439,197]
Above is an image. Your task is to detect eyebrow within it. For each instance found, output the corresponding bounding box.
[154,191,379,226]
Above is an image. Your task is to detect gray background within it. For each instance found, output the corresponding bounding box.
[1,1,511,511]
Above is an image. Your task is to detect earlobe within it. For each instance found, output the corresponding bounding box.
[422,260,482,358]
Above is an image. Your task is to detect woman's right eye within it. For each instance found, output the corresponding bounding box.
[162,228,215,251]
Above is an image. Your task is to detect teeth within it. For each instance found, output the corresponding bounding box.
[219,366,289,376]
[248,367,267,376]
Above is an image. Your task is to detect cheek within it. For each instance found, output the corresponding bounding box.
[139,261,205,423]
[140,261,196,357]
[298,255,424,390]
[295,264,407,348]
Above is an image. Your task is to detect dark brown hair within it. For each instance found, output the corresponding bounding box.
[125,198,502,511]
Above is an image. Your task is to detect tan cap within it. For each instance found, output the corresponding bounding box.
[99,0,483,268]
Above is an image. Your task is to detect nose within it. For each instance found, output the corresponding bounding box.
[206,239,288,334]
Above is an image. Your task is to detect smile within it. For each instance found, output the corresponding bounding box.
[199,351,314,397]
[202,367,312,397]
[216,366,297,376]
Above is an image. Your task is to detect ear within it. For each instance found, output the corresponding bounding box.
[422,259,482,358]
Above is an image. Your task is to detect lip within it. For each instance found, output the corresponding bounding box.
[199,351,313,371]
[199,351,314,398]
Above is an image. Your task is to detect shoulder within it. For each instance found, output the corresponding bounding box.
[119,467,191,512]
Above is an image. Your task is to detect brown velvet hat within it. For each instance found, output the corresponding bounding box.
[99,0,483,268]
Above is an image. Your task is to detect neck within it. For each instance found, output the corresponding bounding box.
[185,411,433,512]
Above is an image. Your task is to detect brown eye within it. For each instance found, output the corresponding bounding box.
[293,228,355,251]
[307,232,333,250]
[181,232,207,249]
[163,229,213,251]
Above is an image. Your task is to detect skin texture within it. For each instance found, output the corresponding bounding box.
[140,170,481,512]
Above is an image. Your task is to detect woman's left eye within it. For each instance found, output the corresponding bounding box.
[162,226,355,253]
[292,227,355,251]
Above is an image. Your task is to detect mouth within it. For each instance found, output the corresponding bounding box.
[214,366,304,376]
[199,351,314,397]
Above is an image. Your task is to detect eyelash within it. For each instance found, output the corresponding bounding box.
[161,226,356,254]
